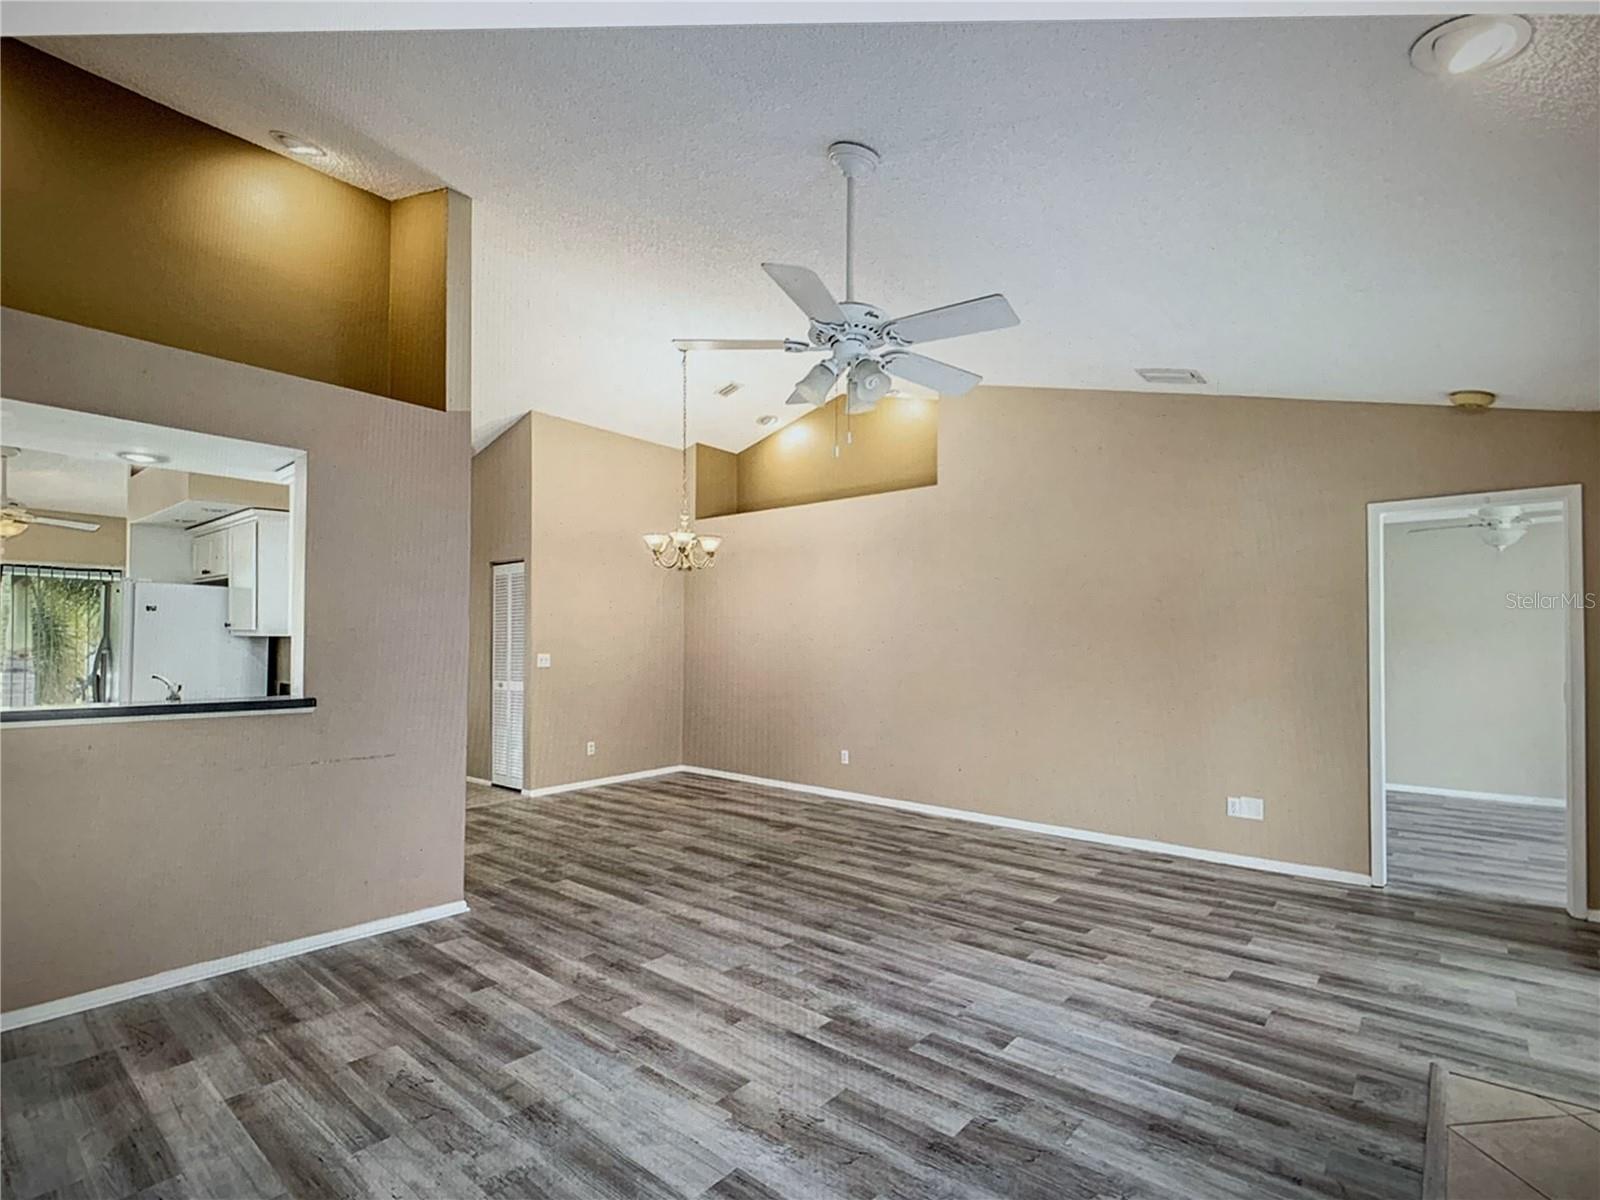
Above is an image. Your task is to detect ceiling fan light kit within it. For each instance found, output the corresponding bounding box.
[1405,503,1554,552]
[675,139,1020,418]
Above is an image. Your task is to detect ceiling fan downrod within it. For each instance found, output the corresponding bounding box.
[827,141,878,304]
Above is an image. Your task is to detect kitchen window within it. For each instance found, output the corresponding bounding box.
[0,565,120,707]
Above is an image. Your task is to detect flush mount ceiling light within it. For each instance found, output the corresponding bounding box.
[117,450,170,465]
[1410,15,1533,76]
[269,130,326,157]
[1448,389,1497,411]
[643,350,722,571]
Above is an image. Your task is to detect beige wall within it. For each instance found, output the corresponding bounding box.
[0,308,469,1012]
[685,386,1600,897]
[0,41,452,410]
[735,394,938,513]
[0,512,126,568]
[467,416,532,781]
[526,413,683,788]
[693,444,739,519]
[1385,521,1567,801]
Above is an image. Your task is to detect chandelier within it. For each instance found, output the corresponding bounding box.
[643,349,723,571]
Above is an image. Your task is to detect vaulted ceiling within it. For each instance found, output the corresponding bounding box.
[26,13,1600,451]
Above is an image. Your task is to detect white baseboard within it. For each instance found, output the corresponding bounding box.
[466,775,493,787]
[681,767,1372,887]
[0,900,469,1033]
[522,765,688,799]
[1388,784,1565,809]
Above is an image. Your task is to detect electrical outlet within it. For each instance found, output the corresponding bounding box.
[840,749,849,765]
[586,741,596,757]
[536,653,551,669]
[1227,796,1265,820]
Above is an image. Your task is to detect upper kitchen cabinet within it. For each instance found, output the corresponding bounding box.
[194,509,292,637]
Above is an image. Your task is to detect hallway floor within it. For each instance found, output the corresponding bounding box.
[1387,791,1567,908]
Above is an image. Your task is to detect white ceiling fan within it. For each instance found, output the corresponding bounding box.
[0,446,103,540]
[1406,504,1558,551]
[675,141,1020,414]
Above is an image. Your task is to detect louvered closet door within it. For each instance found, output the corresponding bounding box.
[491,562,526,790]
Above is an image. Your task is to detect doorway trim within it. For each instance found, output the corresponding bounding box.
[1367,484,1586,918]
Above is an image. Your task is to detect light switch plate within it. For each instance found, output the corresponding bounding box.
[536,653,551,669]
[1227,796,1265,820]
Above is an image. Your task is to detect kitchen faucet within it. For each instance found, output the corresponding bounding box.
[151,675,183,702]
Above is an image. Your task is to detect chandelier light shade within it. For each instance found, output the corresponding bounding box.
[644,350,723,571]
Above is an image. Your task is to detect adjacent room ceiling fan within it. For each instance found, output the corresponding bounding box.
[0,446,103,540]
[675,141,1020,414]
[1406,504,1556,551]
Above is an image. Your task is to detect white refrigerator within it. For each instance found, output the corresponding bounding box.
[111,581,268,703]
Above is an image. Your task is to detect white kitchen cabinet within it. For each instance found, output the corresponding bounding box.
[227,519,257,631]
[191,530,228,581]
[188,509,291,637]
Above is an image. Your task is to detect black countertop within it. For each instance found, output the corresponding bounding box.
[1,696,316,724]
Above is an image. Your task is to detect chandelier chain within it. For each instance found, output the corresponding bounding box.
[680,349,689,511]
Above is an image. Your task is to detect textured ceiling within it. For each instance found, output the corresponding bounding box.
[2,449,129,517]
[27,15,1600,451]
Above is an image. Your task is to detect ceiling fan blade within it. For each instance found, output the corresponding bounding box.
[884,294,1019,346]
[29,516,102,532]
[883,352,981,396]
[761,263,845,325]
[672,338,789,352]
[1406,520,1484,534]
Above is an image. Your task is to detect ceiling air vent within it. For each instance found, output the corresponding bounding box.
[714,381,742,398]
[1136,368,1207,386]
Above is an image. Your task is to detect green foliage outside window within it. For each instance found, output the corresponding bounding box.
[0,574,109,705]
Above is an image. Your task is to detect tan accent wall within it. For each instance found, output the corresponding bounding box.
[0,308,469,1012]
[467,416,532,781]
[527,413,683,788]
[387,190,449,411]
[0,41,454,410]
[685,386,1600,899]
[692,444,739,519]
[735,394,938,513]
[0,513,126,568]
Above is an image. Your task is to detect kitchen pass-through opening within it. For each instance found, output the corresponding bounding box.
[0,397,307,716]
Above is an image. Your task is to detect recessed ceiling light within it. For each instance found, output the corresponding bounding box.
[755,414,779,427]
[1410,15,1533,76]
[117,450,169,465]
[270,130,326,158]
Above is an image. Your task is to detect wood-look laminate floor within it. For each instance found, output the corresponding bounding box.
[5,773,1597,1200]
[1387,791,1568,908]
